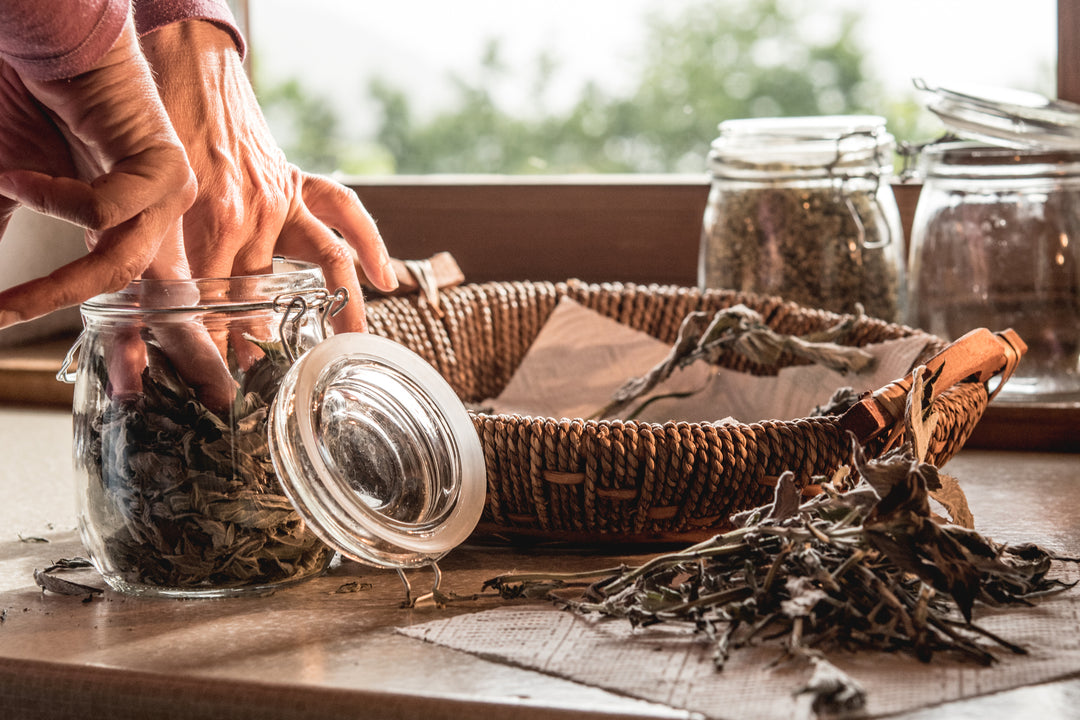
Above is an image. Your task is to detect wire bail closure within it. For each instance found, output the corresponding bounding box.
[273,287,350,363]
[825,128,894,251]
[56,330,85,384]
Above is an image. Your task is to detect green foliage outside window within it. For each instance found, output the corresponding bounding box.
[254,0,950,175]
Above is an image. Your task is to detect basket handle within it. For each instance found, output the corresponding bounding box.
[839,327,1027,446]
[362,252,464,298]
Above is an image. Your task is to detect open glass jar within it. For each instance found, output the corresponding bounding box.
[907,83,1080,402]
[64,260,485,598]
[699,115,905,321]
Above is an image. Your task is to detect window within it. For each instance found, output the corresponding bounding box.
[237,1,1072,286]
[246,0,1058,176]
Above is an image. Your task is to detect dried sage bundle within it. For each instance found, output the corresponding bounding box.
[487,369,1078,710]
[597,304,875,420]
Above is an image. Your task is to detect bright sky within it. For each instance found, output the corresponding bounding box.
[248,0,1056,140]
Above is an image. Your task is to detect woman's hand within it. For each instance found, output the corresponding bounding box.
[0,16,233,409]
[0,16,197,329]
[140,20,398,334]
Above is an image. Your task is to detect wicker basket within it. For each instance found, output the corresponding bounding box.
[365,280,1014,544]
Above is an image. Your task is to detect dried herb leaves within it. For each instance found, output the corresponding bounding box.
[700,184,902,320]
[76,339,332,592]
[598,304,875,420]
[486,428,1076,674]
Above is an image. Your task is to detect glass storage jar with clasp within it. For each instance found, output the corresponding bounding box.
[699,115,906,321]
[907,82,1080,402]
[61,259,485,599]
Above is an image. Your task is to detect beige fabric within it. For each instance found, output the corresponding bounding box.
[401,562,1080,720]
[486,296,930,423]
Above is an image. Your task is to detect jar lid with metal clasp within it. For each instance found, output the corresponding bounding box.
[263,284,486,601]
[267,329,486,574]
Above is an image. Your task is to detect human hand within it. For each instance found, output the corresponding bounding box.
[0,60,76,256]
[0,17,235,408]
[139,20,398,336]
[0,17,197,330]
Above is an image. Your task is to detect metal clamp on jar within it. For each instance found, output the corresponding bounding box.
[907,81,1080,403]
[61,259,485,600]
[699,115,906,321]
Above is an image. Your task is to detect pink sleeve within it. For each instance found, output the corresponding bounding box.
[132,0,247,58]
[0,0,128,82]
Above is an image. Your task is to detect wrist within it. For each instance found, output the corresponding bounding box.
[140,20,242,89]
[139,20,261,159]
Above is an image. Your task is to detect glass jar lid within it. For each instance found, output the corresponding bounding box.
[709,115,895,177]
[915,78,1080,150]
[268,332,486,569]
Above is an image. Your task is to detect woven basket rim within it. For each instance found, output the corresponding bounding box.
[365,278,988,542]
[461,278,944,429]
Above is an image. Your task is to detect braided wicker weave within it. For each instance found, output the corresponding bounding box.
[365,280,989,543]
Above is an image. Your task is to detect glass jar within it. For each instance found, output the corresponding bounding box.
[907,82,1080,403]
[65,260,485,598]
[699,115,905,321]
[907,144,1080,402]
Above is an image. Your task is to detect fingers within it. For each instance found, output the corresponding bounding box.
[138,222,237,412]
[151,321,237,412]
[0,212,160,327]
[0,15,197,329]
[300,173,398,293]
[0,153,190,231]
[104,326,147,400]
[274,206,369,334]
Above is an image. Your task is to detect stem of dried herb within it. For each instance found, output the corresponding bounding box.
[594,304,875,420]
[488,371,1079,692]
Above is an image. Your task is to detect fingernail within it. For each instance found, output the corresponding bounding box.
[379,258,399,291]
[0,310,21,330]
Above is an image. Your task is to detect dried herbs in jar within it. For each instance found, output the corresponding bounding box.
[699,116,906,321]
[69,262,335,597]
[66,260,487,599]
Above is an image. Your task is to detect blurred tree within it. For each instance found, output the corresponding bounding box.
[620,0,875,171]
[257,77,341,173]
[362,0,890,174]
[258,76,396,174]
[259,0,942,174]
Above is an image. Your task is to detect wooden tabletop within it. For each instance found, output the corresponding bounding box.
[0,406,1077,720]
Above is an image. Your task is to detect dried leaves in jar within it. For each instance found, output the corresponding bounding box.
[700,184,901,320]
[76,340,332,593]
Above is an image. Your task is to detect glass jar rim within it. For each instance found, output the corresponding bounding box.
[919,140,1080,179]
[80,259,324,315]
[709,115,894,177]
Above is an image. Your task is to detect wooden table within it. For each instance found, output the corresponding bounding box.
[0,406,1077,720]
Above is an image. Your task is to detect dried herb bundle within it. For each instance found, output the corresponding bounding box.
[76,338,332,591]
[488,372,1076,673]
[597,304,875,419]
